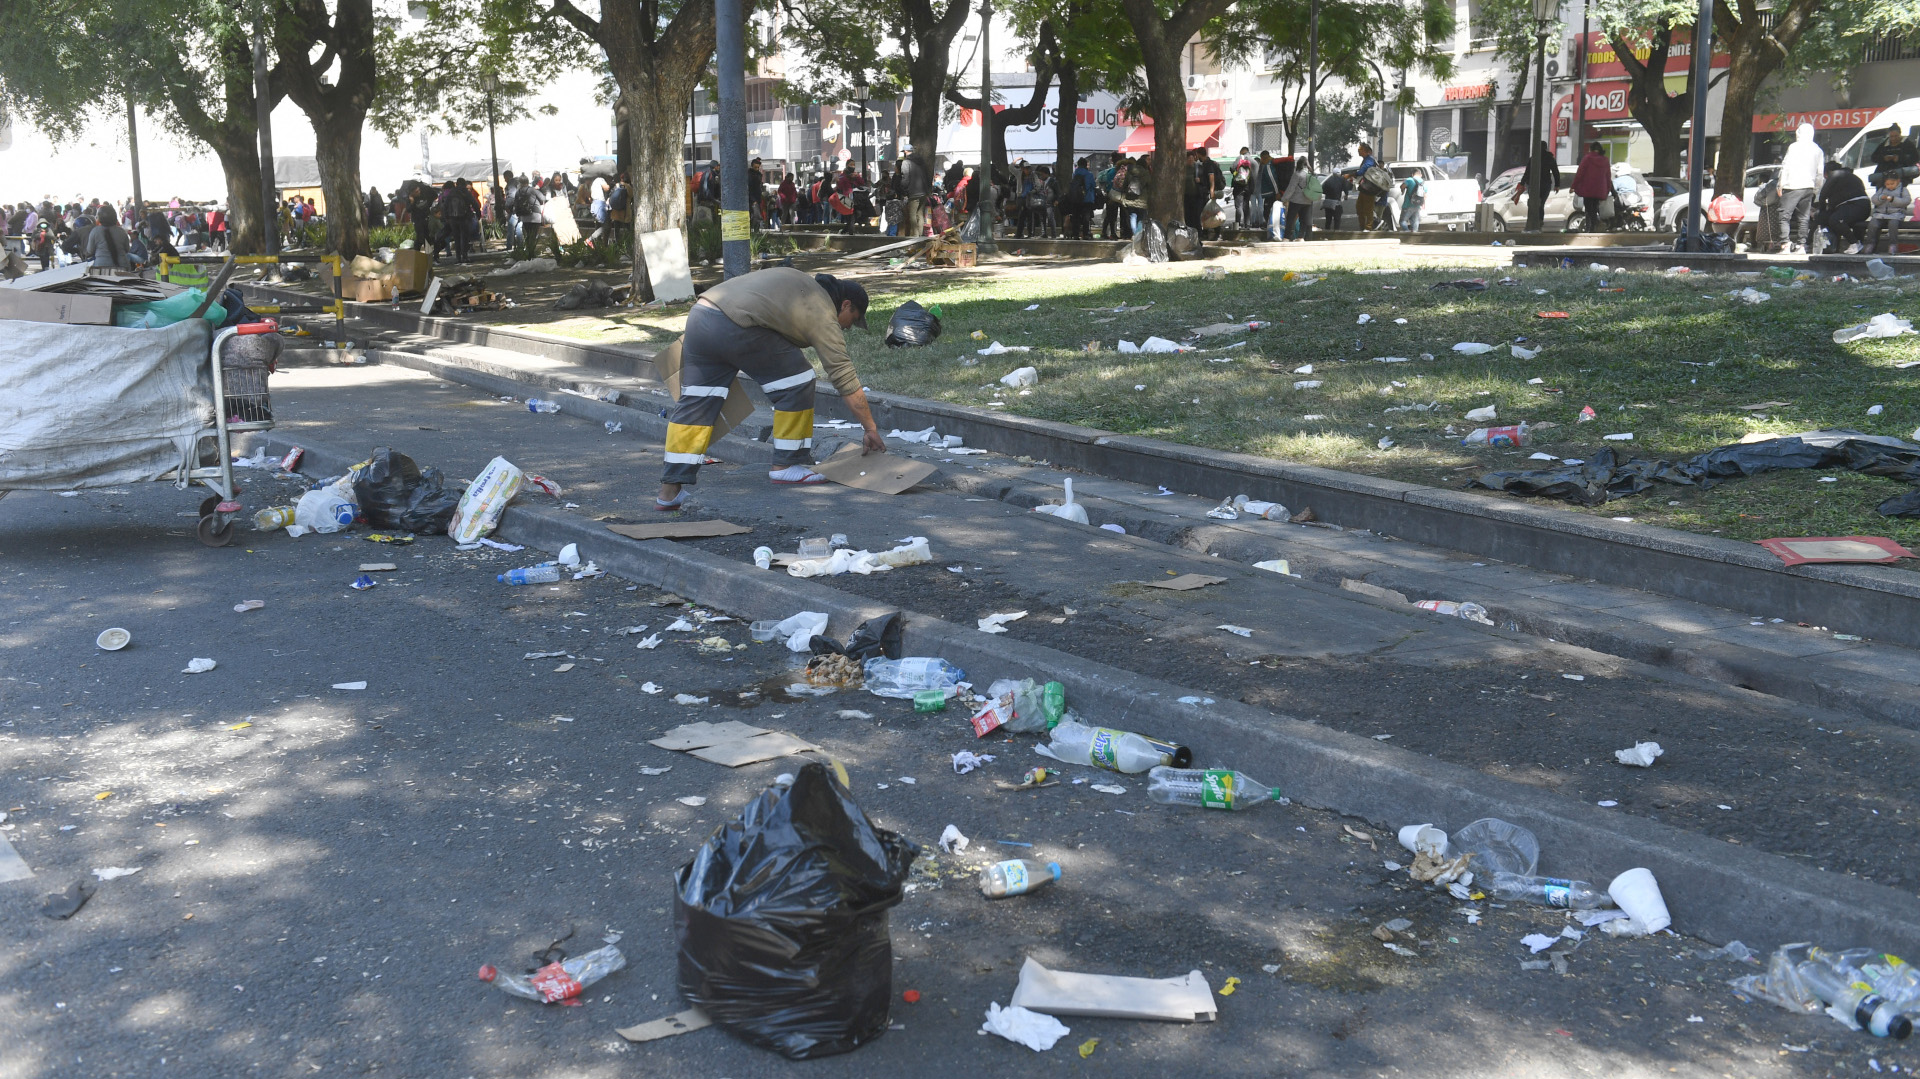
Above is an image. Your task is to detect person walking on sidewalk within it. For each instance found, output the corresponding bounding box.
[655,269,885,510]
[1775,122,1825,253]
[1569,141,1612,232]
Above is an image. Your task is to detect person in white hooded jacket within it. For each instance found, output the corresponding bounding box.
[1776,122,1825,253]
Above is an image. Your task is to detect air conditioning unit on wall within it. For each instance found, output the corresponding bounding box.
[1186,74,1207,90]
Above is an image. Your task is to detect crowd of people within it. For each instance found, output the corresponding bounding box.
[2,196,209,271]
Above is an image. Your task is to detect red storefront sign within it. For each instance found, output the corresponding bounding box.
[1752,107,1887,133]
[1579,30,1727,79]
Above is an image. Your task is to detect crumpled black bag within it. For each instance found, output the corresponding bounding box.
[676,763,918,1059]
[808,613,904,662]
[1128,219,1170,263]
[1166,222,1201,260]
[884,301,941,348]
[1469,430,1920,513]
[351,447,461,533]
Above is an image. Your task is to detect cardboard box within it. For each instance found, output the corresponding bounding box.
[0,288,114,325]
[347,274,394,303]
[390,250,431,293]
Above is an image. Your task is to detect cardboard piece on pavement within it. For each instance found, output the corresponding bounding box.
[640,228,695,302]
[3,262,92,291]
[654,337,754,438]
[650,720,769,751]
[1755,535,1916,566]
[1009,957,1217,1023]
[607,519,753,541]
[1143,573,1228,591]
[811,444,937,495]
[0,288,112,325]
[418,277,444,315]
[618,1008,712,1043]
[390,250,432,293]
[688,731,820,767]
[544,196,581,245]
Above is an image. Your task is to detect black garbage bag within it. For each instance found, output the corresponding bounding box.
[1166,222,1201,260]
[676,763,918,1060]
[884,301,941,348]
[1128,219,1170,263]
[807,613,904,662]
[555,280,615,310]
[352,447,461,533]
[1469,430,1920,513]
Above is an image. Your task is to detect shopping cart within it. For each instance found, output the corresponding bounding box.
[0,258,278,547]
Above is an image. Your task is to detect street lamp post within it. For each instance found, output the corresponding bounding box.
[484,75,504,236]
[252,19,277,255]
[976,0,997,254]
[1306,0,1318,172]
[715,0,750,277]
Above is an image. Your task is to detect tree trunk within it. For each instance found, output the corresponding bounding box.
[312,112,369,259]
[1054,62,1079,170]
[907,51,949,168]
[626,77,698,301]
[212,139,266,256]
[1710,40,1767,195]
[1710,0,1822,195]
[1610,29,1689,181]
[1118,0,1233,225]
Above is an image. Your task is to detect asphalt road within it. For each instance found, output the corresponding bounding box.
[0,374,1911,1079]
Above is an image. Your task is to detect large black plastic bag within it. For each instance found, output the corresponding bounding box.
[1166,222,1201,259]
[1128,219,1170,263]
[676,763,918,1059]
[352,447,461,533]
[884,301,941,347]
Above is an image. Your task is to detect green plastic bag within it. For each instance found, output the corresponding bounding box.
[114,287,226,329]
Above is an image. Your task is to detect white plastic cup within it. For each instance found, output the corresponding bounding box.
[96,627,131,651]
[752,546,773,570]
[1607,867,1671,934]
[1397,824,1449,858]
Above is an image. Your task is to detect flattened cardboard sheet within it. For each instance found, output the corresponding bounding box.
[810,444,938,495]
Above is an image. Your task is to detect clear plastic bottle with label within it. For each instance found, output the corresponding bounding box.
[1796,960,1915,1039]
[862,657,964,698]
[1146,766,1287,810]
[498,564,561,585]
[979,858,1061,899]
[478,944,627,1003]
[253,506,296,531]
[1486,872,1613,909]
[1037,720,1185,773]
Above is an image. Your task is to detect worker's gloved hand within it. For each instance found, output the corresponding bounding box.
[862,428,887,455]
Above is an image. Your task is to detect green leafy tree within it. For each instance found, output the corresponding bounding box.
[0,0,286,253]
[1587,1,1711,178]
[1112,0,1238,223]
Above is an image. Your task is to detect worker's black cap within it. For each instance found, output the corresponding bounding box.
[815,273,869,329]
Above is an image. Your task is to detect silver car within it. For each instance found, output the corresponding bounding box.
[1481,165,1656,232]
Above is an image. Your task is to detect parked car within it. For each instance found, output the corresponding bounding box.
[1482,165,1655,231]
[1655,165,1774,235]
[1380,161,1482,229]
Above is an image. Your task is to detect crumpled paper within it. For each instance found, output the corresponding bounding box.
[938,824,970,853]
[1614,740,1664,767]
[981,1002,1070,1052]
[952,751,996,774]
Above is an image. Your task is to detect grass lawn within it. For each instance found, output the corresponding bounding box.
[837,255,1920,550]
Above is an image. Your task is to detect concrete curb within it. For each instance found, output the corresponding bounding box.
[236,427,1920,960]
[255,282,1920,655]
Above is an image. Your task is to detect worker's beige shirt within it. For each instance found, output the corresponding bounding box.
[701,267,860,396]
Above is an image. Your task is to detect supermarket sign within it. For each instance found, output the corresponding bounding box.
[1580,31,1726,79]
[1752,107,1888,133]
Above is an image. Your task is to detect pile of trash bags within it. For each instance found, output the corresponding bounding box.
[884,300,941,348]
[1470,430,1920,517]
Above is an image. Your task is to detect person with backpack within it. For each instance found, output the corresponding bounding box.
[1285,164,1318,241]
[1350,143,1381,230]
[1398,172,1429,232]
[1320,170,1350,231]
[1067,158,1096,240]
[438,179,478,263]
[1251,151,1282,240]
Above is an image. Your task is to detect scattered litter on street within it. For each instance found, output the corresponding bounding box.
[1009,957,1217,1022]
[40,879,94,919]
[982,1002,1071,1051]
[479,944,626,1004]
[952,751,996,774]
[938,824,970,853]
[232,600,265,613]
[978,611,1029,634]
[1614,741,1664,767]
[616,1008,712,1043]
[182,658,216,674]
[1215,624,1253,637]
[331,681,367,690]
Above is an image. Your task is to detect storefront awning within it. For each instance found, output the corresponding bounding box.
[1115,119,1223,155]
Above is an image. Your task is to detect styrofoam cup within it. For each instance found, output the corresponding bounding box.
[1607,867,1671,934]
[96,627,131,651]
[1397,824,1449,858]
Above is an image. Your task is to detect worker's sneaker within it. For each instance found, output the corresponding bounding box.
[655,493,685,511]
[769,465,828,485]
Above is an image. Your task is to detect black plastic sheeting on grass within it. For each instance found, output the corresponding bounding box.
[1468,430,1920,517]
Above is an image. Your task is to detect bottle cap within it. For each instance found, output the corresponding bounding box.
[477,965,498,982]
[1046,862,1062,881]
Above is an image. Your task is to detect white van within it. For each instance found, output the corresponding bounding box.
[1830,98,1920,187]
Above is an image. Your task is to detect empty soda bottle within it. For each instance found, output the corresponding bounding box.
[498,563,561,585]
[979,858,1061,899]
[478,944,626,1004]
[1486,872,1613,909]
[1039,721,1188,773]
[1147,766,1287,810]
[252,506,296,531]
[1797,960,1914,1039]
[861,657,964,699]
[525,399,562,414]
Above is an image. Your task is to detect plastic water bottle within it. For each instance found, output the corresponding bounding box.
[861,657,964,698]
[526,399,561,414]
[478,944,627,1003]
[1038,721,1176,773]
[253,506,295,531]
[1797,961,1914,1039]
[1042,681,1066,728]
[1147,766,1287,810]
[979,858,1061,899]
[498,564,561,585]
[1486,872,1613,909]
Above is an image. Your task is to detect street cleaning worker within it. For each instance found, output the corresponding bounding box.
[656,267,885,510]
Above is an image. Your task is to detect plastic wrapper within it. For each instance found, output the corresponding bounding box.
[884,300,942,348]
[675,764,919,1059]
[807,613,904,663]
[294,476,358,533]
[1469,430,1920,514]
[352,447,461,534]
[1449,817,1539,877]
[448,456,524,543]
